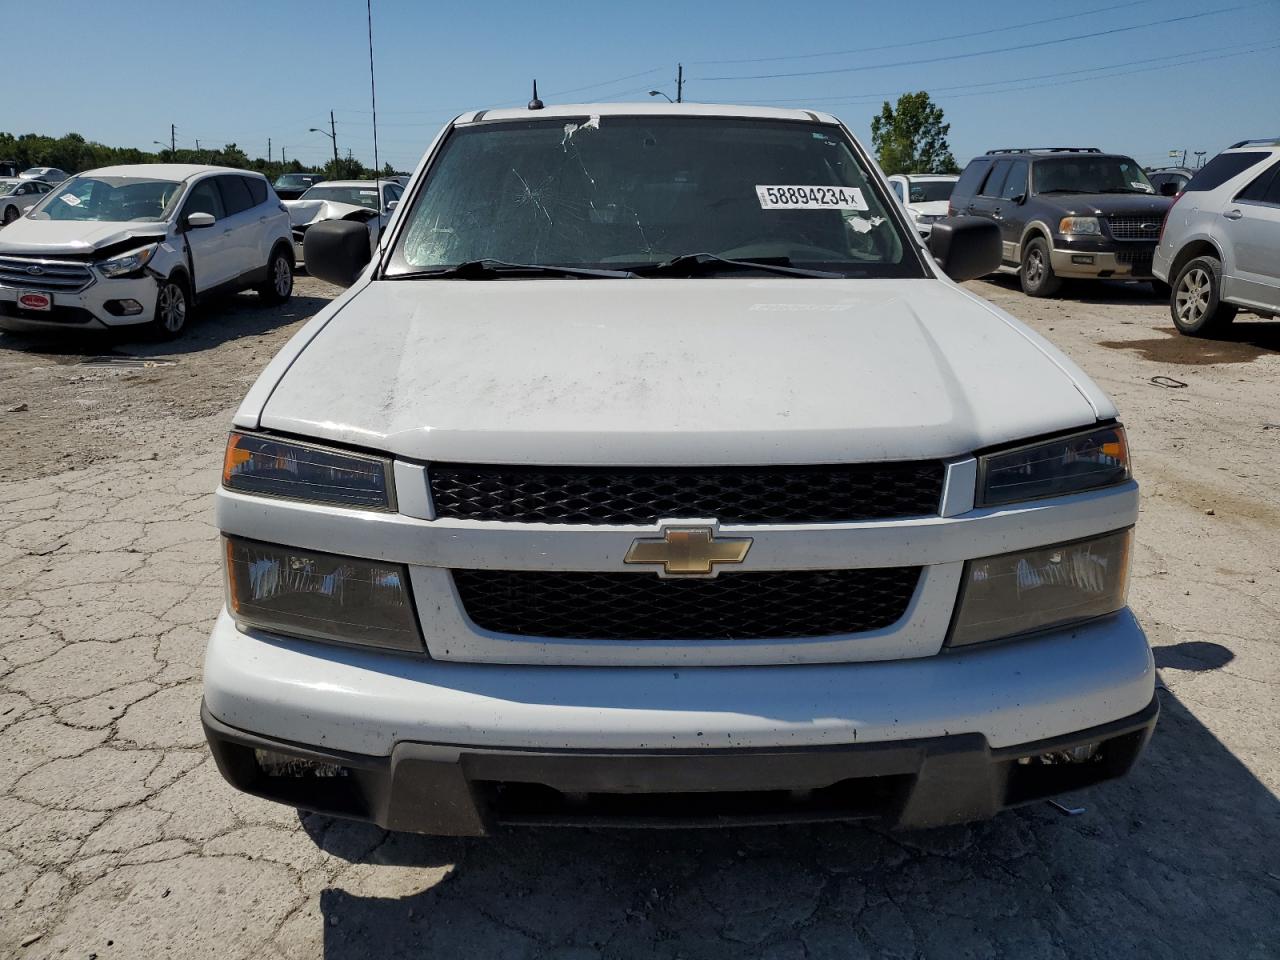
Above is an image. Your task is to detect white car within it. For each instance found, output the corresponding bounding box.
[283,179,402,262]
[0,178,53,224]
[203,103,1155,835]
[0,164,294,338]
[1154,138,1280,336]
[19,166,69,185]
[887,173,959,237]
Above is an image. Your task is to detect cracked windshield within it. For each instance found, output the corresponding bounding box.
[392,116,914,276]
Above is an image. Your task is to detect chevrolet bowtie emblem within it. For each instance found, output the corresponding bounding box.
[624,526,752,577]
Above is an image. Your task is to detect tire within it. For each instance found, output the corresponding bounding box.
[257,246,294,305]
[1171,256,1237,337]
[2,205,18,225]
[148,275,191,340]
[1149,279,1172,299]
[1020,237,1062,297]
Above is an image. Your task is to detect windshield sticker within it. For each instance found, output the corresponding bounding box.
[757,185,867,211]
[1131,181,1153,192]
[60,194,82,206]
[359,190,378,196]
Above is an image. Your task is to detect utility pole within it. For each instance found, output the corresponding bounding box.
[268,138,272,165]
[281,147,286,167]
[676,63,683,103]
[170,123,176,155]
[330,110,339,166]
[1194,150,1206,169]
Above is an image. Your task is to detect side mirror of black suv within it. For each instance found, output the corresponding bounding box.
[927,217,1002,282]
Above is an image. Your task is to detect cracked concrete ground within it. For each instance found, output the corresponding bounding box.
[1,276,1278,959]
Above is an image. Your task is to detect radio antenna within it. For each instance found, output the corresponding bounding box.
[528,79,544,111]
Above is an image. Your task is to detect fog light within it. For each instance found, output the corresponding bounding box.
[105,298,145,316]
[1071,254,1095,265]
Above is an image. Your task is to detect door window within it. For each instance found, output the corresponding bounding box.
[1236,160,1280,205]
[244,176,268,207]
[979,160,1011,198]
[182,179,225,220]
[890,180,905,201]
[217,175,255,216]
[999,161,1028,200]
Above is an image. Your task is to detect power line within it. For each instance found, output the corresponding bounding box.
[729,38,1280,106]
[697,3,1256,81]
[544,66,664,97]
[691,0,1157,65]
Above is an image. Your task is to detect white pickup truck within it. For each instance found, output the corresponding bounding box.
[202,103,1156,835]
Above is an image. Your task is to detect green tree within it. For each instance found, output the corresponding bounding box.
[870,91,958,175]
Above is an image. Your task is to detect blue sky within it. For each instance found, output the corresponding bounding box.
[11,0,1280,172]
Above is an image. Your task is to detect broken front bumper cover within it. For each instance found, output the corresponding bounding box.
[203,696,1157,833]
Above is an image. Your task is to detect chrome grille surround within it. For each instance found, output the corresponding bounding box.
[0,255,95,293]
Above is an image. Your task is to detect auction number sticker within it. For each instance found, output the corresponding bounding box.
[756,185,867,211]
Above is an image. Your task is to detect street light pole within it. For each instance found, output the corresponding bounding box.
[310,113,340,168]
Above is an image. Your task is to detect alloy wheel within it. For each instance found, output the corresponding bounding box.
[159,282,187,333]
[273,256,292,297]
[1175,267,1210,325]
[1025,249,1044,286]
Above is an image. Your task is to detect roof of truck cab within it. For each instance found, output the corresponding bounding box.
[454,102,842,126]
[78,164,263,181]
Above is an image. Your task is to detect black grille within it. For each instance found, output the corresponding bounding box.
[452,567,921,641]
[429,462,945,525]
[1104,215,1164,240]
[1116,249,1154,275]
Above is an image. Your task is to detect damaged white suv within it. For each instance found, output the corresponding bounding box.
[203,103,1156,834]
[0,164,294,339]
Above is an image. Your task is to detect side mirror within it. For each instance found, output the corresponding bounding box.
[385,199,399,213]
[927,216,1002,283]
[305,219,373,287]
[186,211,215,230]
[1158,181,1179,197]
[1011,193,1027,205]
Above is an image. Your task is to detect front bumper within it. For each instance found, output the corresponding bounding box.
[1049,242,1158,280]
[0,274,157,331]
[203,694,1158,834]
[203,607,1156,831]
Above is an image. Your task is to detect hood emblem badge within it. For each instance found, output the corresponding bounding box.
[624,525,752,577]
[25,265,44,276]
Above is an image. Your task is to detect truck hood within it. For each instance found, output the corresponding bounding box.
[1047,193,1174,218]
[907,200,950,219]
[0,217,169,256]
[256,278,1109,465]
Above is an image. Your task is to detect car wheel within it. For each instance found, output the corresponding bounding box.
[2,205,18,225]
[257,247,294,305]
[1149,279,1172,299]
[1171,256,1237,337]
[148,276,191,340]
[1020,237,1062,297]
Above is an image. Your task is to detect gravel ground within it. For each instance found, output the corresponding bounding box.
[1,275,1277,960]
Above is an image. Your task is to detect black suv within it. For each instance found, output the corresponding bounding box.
[951,147,1174,296]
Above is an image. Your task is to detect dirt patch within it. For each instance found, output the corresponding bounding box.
[1100,322,1280,365]
[0,277,340,482]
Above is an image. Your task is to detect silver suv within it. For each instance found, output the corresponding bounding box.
[1154,138,1280,336]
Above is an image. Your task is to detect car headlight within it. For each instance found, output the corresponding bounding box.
[96,243,159,278]
[224,537,422,651]
[1058,216,1101,236]
[948,529,1132,647]
[222,431,394,509]
[978,425,1129,507]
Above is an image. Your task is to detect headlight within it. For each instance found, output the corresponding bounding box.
[222,432,394,509]
[948,529,1132,647]
[225,537,422,651]
[97,243,158,278]
[1058,217,1101,236]
[978,425,1129,507]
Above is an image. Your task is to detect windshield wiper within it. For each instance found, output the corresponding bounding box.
[1096,188,1152,194]
[386,259,636,280]
[634,253,843,279]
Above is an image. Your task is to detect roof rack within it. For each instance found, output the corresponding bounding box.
[1228,137,1280,148]
[984,147,1102,155]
